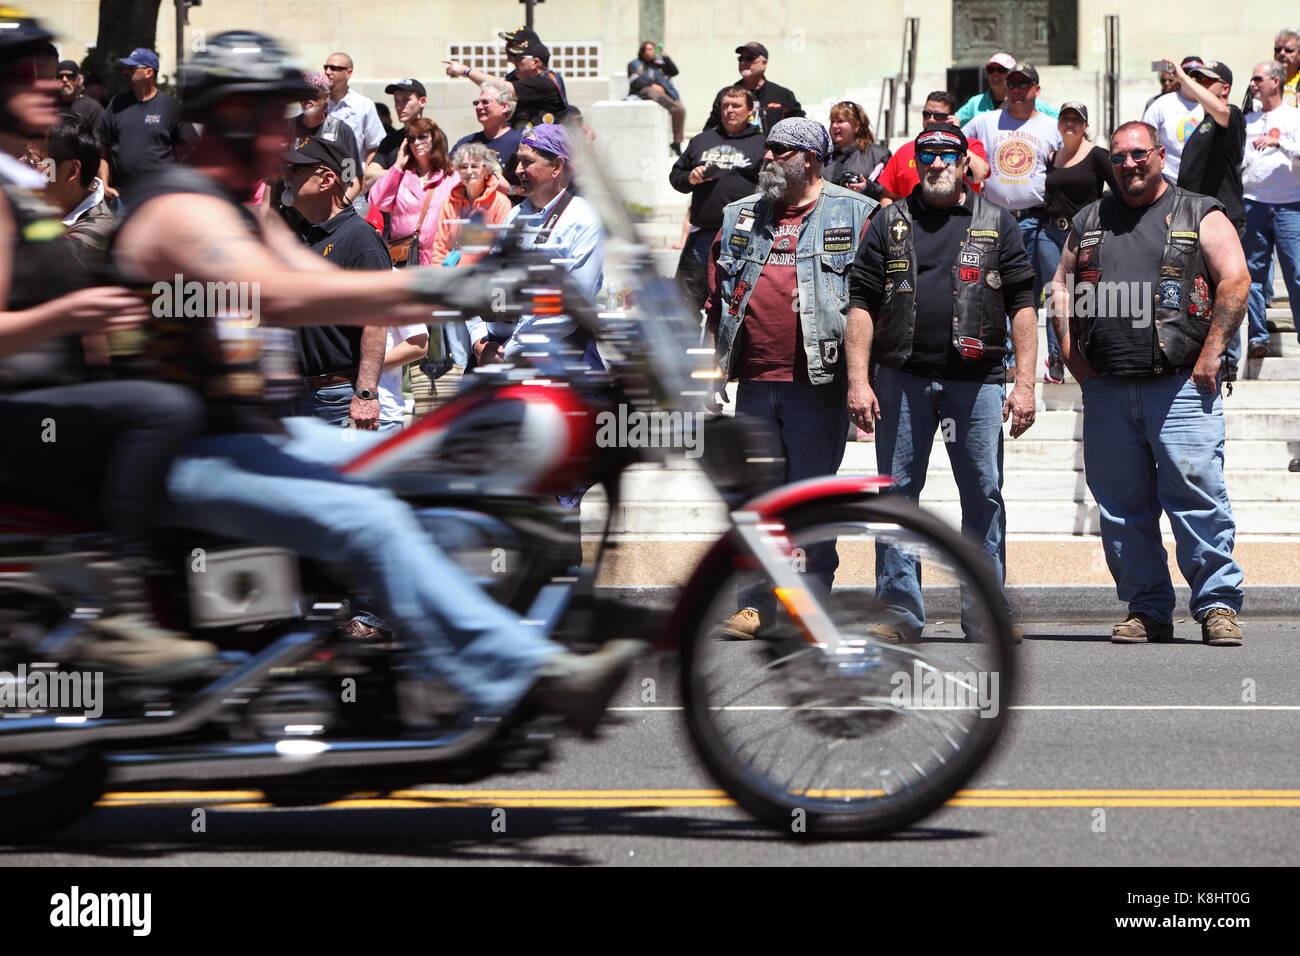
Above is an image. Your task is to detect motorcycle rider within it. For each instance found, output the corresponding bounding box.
[0,10,220,679]
[85,30,642,730]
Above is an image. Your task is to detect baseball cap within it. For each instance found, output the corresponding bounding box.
[521,123,572,161]
[736,42,769,59]
[501,27,548,61]
[1008,62,1040,85]
[283,134,350,181]
[1180,56,1204,70]
[56,59,79,75]
[915,124,969,155]
[985,52,1016,71]
[1190,60,1233,87]
[118,48,159,71]
[1059,100,1088,122]
[384,77,426,96]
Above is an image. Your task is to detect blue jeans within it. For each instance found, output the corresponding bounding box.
[1243,199,1300,349]
[734,378,849,614]
[162,417,560,716]
[298,382,402,432]
[872,365,1009,637]
[1080,371,1244,622]
[1017,215,1065,364]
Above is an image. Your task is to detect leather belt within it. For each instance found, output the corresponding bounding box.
[1053,216,1071,230]
[304,372,353,390]
[1010,206,1049,221]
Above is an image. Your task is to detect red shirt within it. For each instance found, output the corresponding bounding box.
[736,199,814,382]
[878,138,988,198]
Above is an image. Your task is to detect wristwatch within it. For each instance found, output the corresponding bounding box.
[353,387,378,401]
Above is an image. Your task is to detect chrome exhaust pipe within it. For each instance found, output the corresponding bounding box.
[0,628,321,753]
[105,723,504,784]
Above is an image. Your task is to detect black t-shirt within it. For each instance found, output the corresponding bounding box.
[851,190,1035,382]
[668,124,765,231]
[452,127,525,189]
[1070,187,1223,376]
[1177,105,1246,230]
[295,205,391,378]
[64,94,105,136]
[1045,144,1117,220]
[705,79,804,135]
[510,74,567,128]
[372,126,406,170]
[99,90,196,196]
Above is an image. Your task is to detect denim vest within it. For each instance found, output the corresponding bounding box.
[1072,186,1218,370]
[873,193,1008,368]
[714,182,877,384]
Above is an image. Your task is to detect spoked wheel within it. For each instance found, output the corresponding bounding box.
[681,495,1017,838]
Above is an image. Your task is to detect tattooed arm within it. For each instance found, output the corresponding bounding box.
[1196,208,1250,389]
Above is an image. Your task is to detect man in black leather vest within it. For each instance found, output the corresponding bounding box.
[1050,121,1250,646]
[847,125,1037,643]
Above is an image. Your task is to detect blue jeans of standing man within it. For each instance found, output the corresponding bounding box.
[1079,371,1244,623]
[299,381,402,432]
[1017,214,1065,365]
[734,378,849,614]
[162,417,561,716]
[872,365,1010,638]
[1242,198,1300,350]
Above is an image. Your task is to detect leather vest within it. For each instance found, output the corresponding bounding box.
[872,192,1009,369]
[1071,186,1216,370]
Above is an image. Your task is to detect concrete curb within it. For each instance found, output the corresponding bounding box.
[597,585,1300,621]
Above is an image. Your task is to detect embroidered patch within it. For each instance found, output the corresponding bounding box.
[1160,264,1182,278]
[888,219,910,243]
[969,229,999,238]
[823,226,853,252]
[1170,231,1198,239]
[144,114,161,125]
[729,231,749,249]
[1159,278,1181,309]
[887,244,906,257]
[883,278,895,302]
[957,335,985,358]
[729,280,749,315]
[960,250,980,267]
[820,339,840,365]
[886,259,910,273]
[959,266,980,282]
[735,210,756,232]
[986,269,1002,289]
[1080,232,1102,248]
[895,278,914,293]
[1189,274,1212,316]
[1079,269,1101,283]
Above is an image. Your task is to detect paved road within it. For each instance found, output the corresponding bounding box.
[3,620,1297,866]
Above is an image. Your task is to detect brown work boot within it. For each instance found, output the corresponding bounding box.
[867,622,903,643]
[1200,608,1243,646]
[716,607,764,640]
[1111,612,1174,644]
[527,639,646,734]
[78,560,220,680]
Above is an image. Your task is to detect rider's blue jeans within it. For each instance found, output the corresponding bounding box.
[162,417,561,717]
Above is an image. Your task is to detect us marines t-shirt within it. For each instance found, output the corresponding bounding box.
[962,110,1062,210]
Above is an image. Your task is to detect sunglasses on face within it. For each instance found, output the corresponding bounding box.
[323,64,348,72]
[921,109,949,120]
[1007,79,1032,89]
[56,71,77,80]
[408,134,432,143]
[471,99,495,106]
[1251,75,1267,84]
[1276,46,1297,54]
[918,151,961,166]
[764,144,799,158]
[986,65,1008,74]
[738,55,757,62]
[1110,148,1154,165]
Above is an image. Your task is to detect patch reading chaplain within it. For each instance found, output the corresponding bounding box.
[957,335,985,358]
[986,269,1001,289]
[1080,231,1102,247]
[889,219,910,243]
[823,227,853,252]
[960,250,980,267]
[969,229,998,238]
[820,339,840,365]
[885,258,909,273]
[729,231,748,249]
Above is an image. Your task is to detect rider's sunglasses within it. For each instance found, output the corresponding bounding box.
[918,151,962,166]
[1110,148,1154,165]
[764,143,799,158]
[56,71,77,80]
[921,109,949,120]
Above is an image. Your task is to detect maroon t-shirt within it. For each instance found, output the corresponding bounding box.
[736,200,815,381]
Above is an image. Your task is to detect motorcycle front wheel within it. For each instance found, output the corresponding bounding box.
[680,495,1017,839]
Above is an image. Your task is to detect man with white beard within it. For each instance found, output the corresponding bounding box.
[704,117,877,639]
[846,124,1036,643]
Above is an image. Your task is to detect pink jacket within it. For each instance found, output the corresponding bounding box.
[367,164,460,266]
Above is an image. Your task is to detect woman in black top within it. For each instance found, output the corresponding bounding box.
[1040,100,1119,382]
[826,101,891,201]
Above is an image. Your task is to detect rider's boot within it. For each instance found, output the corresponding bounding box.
[75,559,221,680]
[525,639,646,735]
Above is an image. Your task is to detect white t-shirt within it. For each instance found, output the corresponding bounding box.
[1141,91,1204,181]
[961,110,1062,210]
[1242,105,1300,204]
[378,324,428,423]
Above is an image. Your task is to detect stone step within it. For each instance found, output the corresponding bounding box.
[602,466,1300,504]
[584,533,1300,588]
[1244,356,1300,380]
[578,498,1300,536]
[980,408,1300,441]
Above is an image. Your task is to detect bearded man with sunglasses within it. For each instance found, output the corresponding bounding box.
[847,125,1036,644]
[1050,121,1249,647]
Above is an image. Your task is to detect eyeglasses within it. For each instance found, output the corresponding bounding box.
[407,134,432,143]
[764,143,799,158]
[986,65,1008,74]
[1251,75,1267,84]
[1110,148,1154,165]
[471,99,495,106]
[918,151,962,166]
[1276,45,1298,54]
[455,162,486,170]
[1007,78,1033,89]
[322,64,348,72]
[56,71,77,79]
[738,54,757,62]
[921,109,949,120]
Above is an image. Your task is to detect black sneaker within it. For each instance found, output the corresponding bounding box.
[1044,357,1064,384]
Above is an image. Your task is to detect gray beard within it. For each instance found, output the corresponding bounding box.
[758,156,807,203]
[919,169,962,205]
